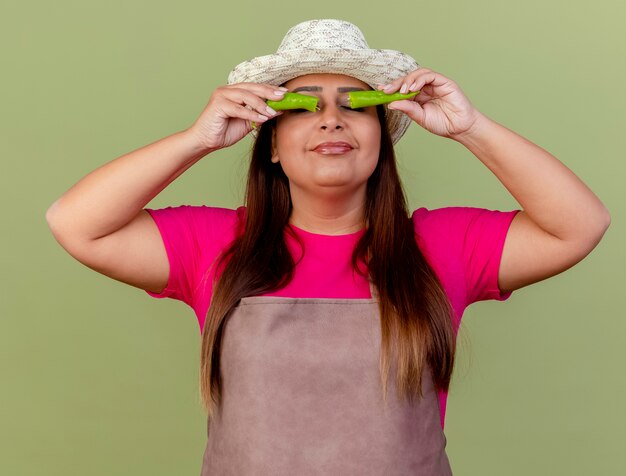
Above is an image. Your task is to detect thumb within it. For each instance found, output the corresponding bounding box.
[388,100,424,125]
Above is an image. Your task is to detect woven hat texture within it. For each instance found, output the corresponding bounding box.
[228,19,420,145]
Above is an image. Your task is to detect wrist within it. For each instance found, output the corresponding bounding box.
[449,111,492,147]
[182,126,218,156]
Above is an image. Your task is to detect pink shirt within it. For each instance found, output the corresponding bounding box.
[144,204,520,428]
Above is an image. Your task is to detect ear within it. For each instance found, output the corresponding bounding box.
[270,127,280,163]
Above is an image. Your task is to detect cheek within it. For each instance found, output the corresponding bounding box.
[275,122,304,151]
[362,123,382,173]
[362,120,382,154]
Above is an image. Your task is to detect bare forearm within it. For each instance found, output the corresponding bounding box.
[453,113,611,241]
[46,128,209,240]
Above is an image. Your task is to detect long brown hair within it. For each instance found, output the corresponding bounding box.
[199,105,456,418]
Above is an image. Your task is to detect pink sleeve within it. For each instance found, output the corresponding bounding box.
[143,205,242,308]
[412,206,521,307]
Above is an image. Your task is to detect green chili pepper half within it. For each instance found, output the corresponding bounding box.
[251,90,419,129]
[251,92,320,129]
[347,90,419,109]
[266,92,320,112]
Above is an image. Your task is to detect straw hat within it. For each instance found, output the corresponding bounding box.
[227,19,420,145]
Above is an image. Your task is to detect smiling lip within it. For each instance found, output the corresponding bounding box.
[312,141,354,154]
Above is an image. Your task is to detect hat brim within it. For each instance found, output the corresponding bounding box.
[228,48,419,145]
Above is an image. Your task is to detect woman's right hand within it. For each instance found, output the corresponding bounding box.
[187,83,286,152]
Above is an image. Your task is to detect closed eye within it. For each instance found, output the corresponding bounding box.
[289,106,366,113]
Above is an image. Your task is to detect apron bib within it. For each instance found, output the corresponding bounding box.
[201,282,452,475]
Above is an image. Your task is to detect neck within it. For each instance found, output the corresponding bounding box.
[288,185,366,235]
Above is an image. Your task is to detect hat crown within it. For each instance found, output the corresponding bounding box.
[277,19,370,52]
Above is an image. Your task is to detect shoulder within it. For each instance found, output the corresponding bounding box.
[412,205,494,225]
[411,205,518,237]
[412,205,521,305]
[410,204,520,275]
[146,204,246,231]
[411,206,479,246]
[144,204,248,259]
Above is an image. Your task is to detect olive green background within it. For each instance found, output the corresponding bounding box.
[2,0,624,474]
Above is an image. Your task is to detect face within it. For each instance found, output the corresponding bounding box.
[270,73,381,196]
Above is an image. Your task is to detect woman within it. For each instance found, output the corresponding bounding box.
[46,19,610,475]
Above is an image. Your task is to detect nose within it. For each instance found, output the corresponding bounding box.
[321,123,343,131]
[318,102,344,131]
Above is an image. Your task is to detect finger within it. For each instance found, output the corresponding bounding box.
[378,82,431,105]
[231,103,271,123]
[225,82,288,100]
[377,68,427,93]
[413,90,433,105]
[387,99,425,124]
[409,71,451,93]
[380,68,447,95]
[223,88,282,119]
[380,78,415,94]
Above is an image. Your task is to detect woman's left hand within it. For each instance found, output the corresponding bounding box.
[379,67,482,140]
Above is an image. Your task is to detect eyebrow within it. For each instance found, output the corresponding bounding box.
[291,86,366,92]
